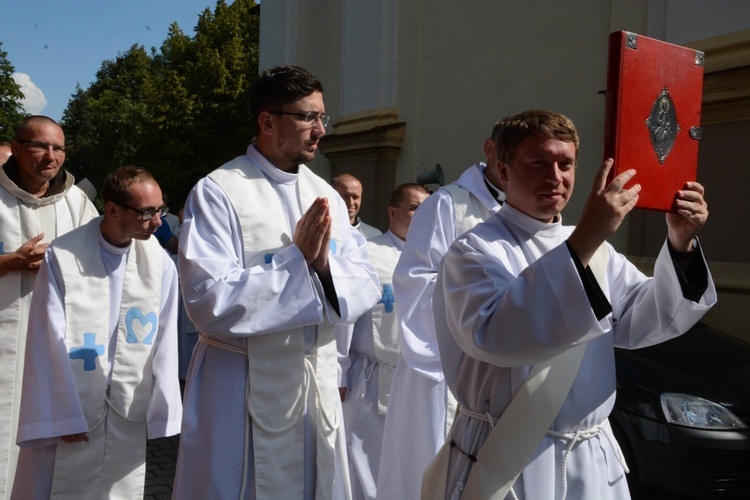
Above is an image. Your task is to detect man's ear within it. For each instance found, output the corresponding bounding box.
[104,201,119,219]
[483,138,495,160]
[387,206,396,223]
[257,112,275,135]
[499,162,510,185]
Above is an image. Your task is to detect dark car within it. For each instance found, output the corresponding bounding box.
[612,322,750,499]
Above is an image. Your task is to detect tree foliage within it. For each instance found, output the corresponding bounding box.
[62,0,260,208]
[0,41,26,142]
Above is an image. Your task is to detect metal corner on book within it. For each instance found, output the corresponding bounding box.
[645,87,680,164]
[694,50,705,67]
[626,32,638,50]
[689,127,702,140]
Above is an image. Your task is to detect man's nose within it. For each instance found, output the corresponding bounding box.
[547,163,564,182]
[312,119,326,136]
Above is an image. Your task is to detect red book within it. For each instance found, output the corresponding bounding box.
[604,31,705,212]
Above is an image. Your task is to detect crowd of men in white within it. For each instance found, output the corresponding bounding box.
[0,65,714,500]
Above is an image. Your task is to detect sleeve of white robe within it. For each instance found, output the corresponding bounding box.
[440,234,716,368]
[392,190,455,380]
[16,249,88,448]
[146,252,183,439]
[606,239,716,349]
[320,197,381,323]
[335,323,354,387]
[178,178,379,338]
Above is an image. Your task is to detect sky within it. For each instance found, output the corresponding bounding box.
[2,0,231,122]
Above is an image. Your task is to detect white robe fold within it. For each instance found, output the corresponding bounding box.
[173,145,380,500]
[0,167,97,498]
[343,230,403,500]
[433,203,717,499]
[12,223,182,500]
[378,163,503,499]
[354,219,382,239]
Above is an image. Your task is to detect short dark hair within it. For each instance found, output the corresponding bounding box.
[101,165,156,205]
[495,110,579,165]
[250,65,323,135]
[389,183,429,207]
[14,115,62,140]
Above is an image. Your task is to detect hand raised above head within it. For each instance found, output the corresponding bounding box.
[667,181,708,252]
[567,159,640,266]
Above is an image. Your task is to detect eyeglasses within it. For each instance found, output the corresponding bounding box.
[16,140,66,157]
[118,203,170,220]
[270,111,330,127]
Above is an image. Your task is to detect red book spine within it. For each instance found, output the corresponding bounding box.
[603,31,624,176]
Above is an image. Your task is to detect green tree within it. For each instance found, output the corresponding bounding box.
[0,42,26,142]
[63,45,155,194]
[62,0,260,207]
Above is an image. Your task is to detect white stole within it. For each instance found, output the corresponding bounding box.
[50,217,163,499]
[208,156,342,499]
[365,236,402,415]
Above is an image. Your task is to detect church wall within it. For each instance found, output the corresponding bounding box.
[258,0,750,340]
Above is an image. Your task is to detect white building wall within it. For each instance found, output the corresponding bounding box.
[257,0,750,280]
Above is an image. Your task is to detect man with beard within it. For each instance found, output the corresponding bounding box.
[173,66,380,499]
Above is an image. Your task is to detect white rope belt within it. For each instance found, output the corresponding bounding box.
[458,405,628,500]
[350,351,378,399]
[458,404,499,429]
[198,332,247,355]
[545,420,629,500]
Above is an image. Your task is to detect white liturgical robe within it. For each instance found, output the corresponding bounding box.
[378,163,503,500]
[172,145,380,500]
[343,230,403,499]
[12,219,182,500]
[433,203,716,499]
[0,166,97,498]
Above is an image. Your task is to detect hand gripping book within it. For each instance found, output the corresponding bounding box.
[604,31,705,212]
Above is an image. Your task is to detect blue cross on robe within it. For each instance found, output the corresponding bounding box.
[379,284,395,313]
[69,333,105,371]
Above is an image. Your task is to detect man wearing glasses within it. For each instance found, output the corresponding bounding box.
[173,66,380,499]
[13,165,183,498]
[0,115,97,497]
